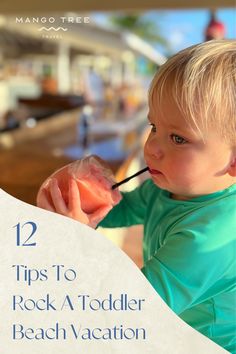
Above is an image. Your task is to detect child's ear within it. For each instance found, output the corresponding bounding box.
[228,157,236,177]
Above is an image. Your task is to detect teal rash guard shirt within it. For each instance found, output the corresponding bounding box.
[99,179,236,353]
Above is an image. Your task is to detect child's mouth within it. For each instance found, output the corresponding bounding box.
[149,168,163,175]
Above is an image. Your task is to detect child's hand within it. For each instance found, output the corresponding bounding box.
[37,177,113,228]
[36,156,121,228]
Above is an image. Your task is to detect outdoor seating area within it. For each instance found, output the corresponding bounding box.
[0,3,234,268]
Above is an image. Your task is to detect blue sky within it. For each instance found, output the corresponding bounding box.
[93,8,236,55]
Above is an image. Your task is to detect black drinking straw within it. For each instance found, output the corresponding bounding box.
[112,167,149,190]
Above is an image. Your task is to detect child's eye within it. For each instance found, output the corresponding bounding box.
[149,123,157,133]
[170,134,188,145]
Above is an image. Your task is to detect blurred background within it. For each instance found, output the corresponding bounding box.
[0,1,235,266]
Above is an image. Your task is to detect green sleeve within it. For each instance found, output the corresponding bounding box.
[142,217,236,315]
[98,179,153,228]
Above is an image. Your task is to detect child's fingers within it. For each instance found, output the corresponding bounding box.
[93,204,112,218]
[68,177,82,211]
[68,178,89,223]
[37,188,56,212]
[49,178,68,215]
[89,204,112,228]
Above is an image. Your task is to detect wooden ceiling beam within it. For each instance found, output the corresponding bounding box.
[0,0,234,14]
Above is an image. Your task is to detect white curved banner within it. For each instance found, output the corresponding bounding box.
[0,189,228,353]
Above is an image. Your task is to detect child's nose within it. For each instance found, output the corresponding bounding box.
[144,136,164,159]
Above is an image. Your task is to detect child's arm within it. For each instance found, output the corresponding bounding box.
[141,215,235,315]
[98,180,151,228]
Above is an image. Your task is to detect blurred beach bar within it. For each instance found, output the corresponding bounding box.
[0,12,166,204]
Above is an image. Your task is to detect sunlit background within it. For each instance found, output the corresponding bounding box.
[0,4,235,264]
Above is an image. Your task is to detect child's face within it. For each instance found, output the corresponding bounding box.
[144,93,234,200]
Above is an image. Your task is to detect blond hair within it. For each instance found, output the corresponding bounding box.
[149,40,236,145]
